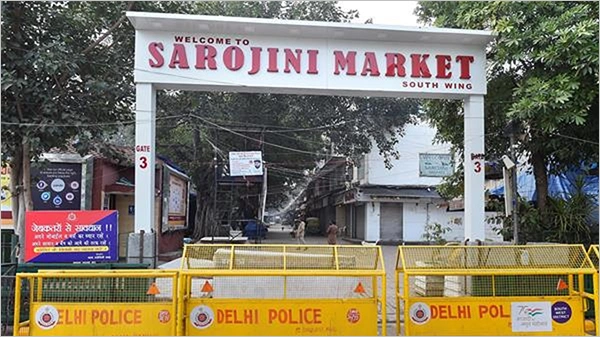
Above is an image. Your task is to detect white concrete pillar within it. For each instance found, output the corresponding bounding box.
[134,83,156,233]
[463,95,485,241]
[365,202,381,241]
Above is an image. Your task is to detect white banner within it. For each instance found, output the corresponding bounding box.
[229,151,263,176]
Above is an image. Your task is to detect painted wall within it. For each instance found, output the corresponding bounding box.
[402,201,503,242]
[364,202,381,241]
[402,202,431,241]
[442,211,504,242]
[91,159,122,209]
[365,121,452,186]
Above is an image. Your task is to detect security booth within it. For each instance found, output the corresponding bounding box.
[395,244,598,336]
[179,244,386,336]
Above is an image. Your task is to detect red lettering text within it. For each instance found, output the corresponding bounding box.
[307,49,319,74]
[169,44,189,69]
[456,55,474,79]
[478,305,509,318]
[195,45,217,70]
[248,47,262,74]
[435,55,452,79]
[361,52,380,76]
[284,49,302,74]
[410,54,431,78]
[148,42,164,68]
[135,145,151,152]
[223,46,244,71]
[267,48,279,72]
[385,53,406,77]
[431,305,471,319]
[333,50,357,75]
[267,308,322,324]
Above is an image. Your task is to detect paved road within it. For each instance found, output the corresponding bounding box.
[266,227,402,335]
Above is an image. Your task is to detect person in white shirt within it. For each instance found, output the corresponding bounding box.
[295,219,306,244]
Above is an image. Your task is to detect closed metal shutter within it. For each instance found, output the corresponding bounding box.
[380,203,403,241]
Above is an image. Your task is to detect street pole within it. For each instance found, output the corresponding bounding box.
[508,126,519,244]
[256,129,265,243]
[212,129,219,239]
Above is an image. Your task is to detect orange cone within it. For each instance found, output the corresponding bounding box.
[354,282,366,294]
[556,278,568,291]
[201,280,214,292]
[147,282,161,295]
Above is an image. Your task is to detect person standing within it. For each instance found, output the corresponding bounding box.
[296,219,306,244]
[326,221,339,245]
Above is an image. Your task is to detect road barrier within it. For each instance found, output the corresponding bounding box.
[13,244,386,336]
[395,244,598,336]
[179,244,386,336]
[13,270,178,336]
[585,245,599,334]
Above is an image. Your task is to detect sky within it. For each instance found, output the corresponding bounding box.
[337,1,420,27]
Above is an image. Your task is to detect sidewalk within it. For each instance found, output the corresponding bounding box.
[261,225,351,245]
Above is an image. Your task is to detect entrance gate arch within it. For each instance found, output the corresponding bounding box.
[127,12,493,242]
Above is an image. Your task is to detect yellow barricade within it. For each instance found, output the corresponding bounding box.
[179,244,386,336]
[13,270,179,336]
[395,244,598,336]
[588,245,599,269]
[586,245,599,335]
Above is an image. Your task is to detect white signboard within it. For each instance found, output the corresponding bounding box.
[132,15,488,98]
[511,301,552,332]
[419,153,454,177]
[229,151,263,176]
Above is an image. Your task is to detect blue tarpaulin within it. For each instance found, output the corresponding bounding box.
[490,169,598,204]
[489,167,599,223]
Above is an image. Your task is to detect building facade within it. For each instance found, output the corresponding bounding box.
[1,149,191,263]
[304,121,504,243]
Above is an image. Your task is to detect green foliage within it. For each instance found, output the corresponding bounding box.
[494,198,543,244]
[422,222,451,244]
[494,176,595,244]
[1,1,203,158]
[416,1,599,225]
[2,2,130,157]
[546,177,594,244]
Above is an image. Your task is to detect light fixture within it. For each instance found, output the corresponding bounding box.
[501,155,515,170]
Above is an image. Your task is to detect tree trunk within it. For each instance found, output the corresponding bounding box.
[531,149,548,217]
[9,146,23,262]
[9,139,32,262]
[193,196,206,240]
[191,165,216,241]
[22,139,33,211]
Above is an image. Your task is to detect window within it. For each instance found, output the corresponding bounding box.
[356,156,366,181]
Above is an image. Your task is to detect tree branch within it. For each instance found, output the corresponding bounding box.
[82,1,135,55]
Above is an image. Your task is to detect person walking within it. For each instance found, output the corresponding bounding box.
[296,219,306,244]
[326,220,339,245]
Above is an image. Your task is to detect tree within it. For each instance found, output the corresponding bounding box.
[415,2,599,228]
[2,1,419,246]
[1,1,202,260]
[154,2,419,239]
